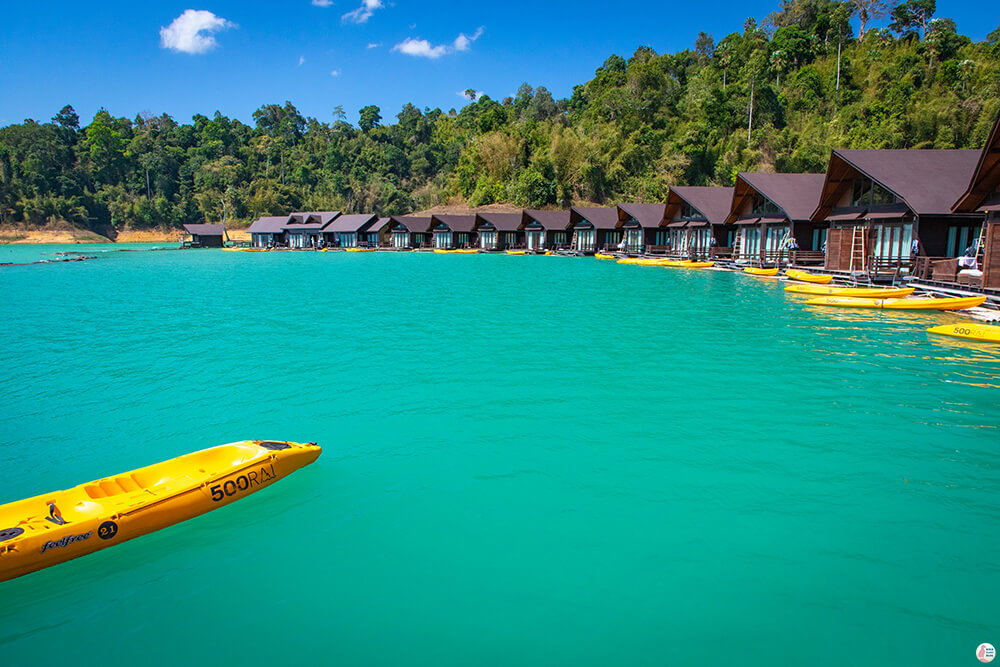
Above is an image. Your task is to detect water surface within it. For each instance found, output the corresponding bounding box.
[1,247,997,665]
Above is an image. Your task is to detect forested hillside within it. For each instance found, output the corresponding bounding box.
[2,0,999,232]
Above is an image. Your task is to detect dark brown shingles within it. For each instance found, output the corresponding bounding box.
[569,206,619,229]
[431,214,477,232]
[666,186,735,225]
[736,173,827,222]
[617,203,667,227]
[182,224,225,235]
[326,213,378,232]
[474,212,524,231]
[247,216,288,233]
[524,209,571,228]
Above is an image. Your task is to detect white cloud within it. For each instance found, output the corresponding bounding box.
[457,90,485,100]
[298,55,306,65]
[394,38,448,59]
[366,42,382,49]
[393,27,484,59]
[312,0,334,5]
[342,0,382,24]
[330,69,340,77]
[159,10,235,54]
[453,27,484,52]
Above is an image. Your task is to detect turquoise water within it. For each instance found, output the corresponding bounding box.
[1,246,998,666]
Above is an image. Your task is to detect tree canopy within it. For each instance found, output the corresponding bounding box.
[1,0,997,231]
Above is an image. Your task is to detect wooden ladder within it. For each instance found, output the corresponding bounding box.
[732,228,744,262]
[849,225,867,274]
[973,223,987,268]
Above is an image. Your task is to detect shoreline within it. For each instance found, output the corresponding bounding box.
[0,227,250,245]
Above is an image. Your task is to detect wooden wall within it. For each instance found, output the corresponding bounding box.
[825,227,853,270]
[984,220,1000,288]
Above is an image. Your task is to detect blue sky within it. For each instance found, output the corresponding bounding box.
[0,1,994,129]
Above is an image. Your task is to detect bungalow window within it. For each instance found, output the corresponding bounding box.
[625,229,642,252]
[852,177,899,207]
[479,230,497,248]
[669,229,687,249]
[455,233,470,247]
[392,231,409,247]
[740,228,761,256]
[527,229,544,250]
[552,232,567,246]
[811,228,827,252]
[764,226,790,253]
[654,231,669,246]
[504,232,518,246]
[946,224,982,257]
[751,194,780,216]
[873,223,913,263]
[574,229,595,251]
[340,233,356,248]
[434,231,452,248]
[679,202,696,219]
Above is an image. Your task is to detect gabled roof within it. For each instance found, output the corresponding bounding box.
[367,217,392,232]
[285,211,340,231]
[812,150,979,220]
[389,216,432,233]
[474,212,524,232]
[326,213,377,233]
[617,203,667,228]
[954,115,1000,212]
[666,186,735,225]
[247,216,288,234]
[727,173,826,223]
[431,214,476,232]
[569,206,619,229]
[524,209,571,229]
[183,224,225,236]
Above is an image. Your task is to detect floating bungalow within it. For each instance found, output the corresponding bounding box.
[388,216,432,249]
[474,213,524,251]
[364,217,392,248]
[285,211,340,249]
[811,150,980,278]
[663,186,735,259]
[568,207,620,254]
[182,223,227,248]
[430,215,477,249]
[322,213,378,248]
[247,216,288,248]
[523,210,571,251]
[616,204,668,254]
[725,173,826,266]
[953,115,1000,288]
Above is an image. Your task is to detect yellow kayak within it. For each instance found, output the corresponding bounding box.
[656,260,714,268]
[744,267,780,276]
[345,248,376,252]
[927,323,1000,342]
[505,250,526,255]
[785,269,832,284]
[805,296,987,310]
[0,440,321,583]
[594,253,615,259]
[785,284,915,297]
[433,248,476,254]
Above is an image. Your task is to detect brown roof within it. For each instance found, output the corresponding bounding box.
[617,203,667,228]
[182,224,225,236]
[326,213,377,233]
[569,206,619,229]
[954,115,1000,212]
[389,216,432,233]
[367,217,392,232]
[728,173,826,223]
[474,212,524,231]
[813,150,979,220]
[285,211,340,231]
[431,214,476,232]
[247,216,288,233]
[666,186,735,225]
[523,209,570,228]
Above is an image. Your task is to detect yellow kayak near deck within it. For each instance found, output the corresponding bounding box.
[784,269,832,284]
[784,284,915,297]
[505,250,527,255]
[345,248,376,252]
[744,267,780,276]
[661,260,714,268]
[0,440,321,583]
[804,296,987,311]
[594,253,615,259]
[433,248,477,254]
[926,323,1000,342]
